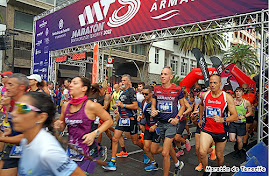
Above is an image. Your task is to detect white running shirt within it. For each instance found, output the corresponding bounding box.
[18,129,77,176]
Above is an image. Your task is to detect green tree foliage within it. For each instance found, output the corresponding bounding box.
[179,32,226,56]
[222,44,258,75]
[171,75,182,85]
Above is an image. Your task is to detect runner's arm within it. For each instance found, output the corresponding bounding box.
[151,98,157,112]
[177,98,185,118]
[0,134,24,145]
[225,94,239,122]
[88,102,113,135]
[54,102,68,132]
[199,93,206,121]
[245,100,253,118]
[103,94,112,110]
[183,98,192,115]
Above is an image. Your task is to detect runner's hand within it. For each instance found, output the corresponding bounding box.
[151,110,159,117]
[198,120,203,128]
[168,118,179,125]
[213,115,223,123]
[238,115,244,120]
[137,115,143,121]
[116,101,124,108]
[149,125,157,132]
[114,108,119,114]
[54,120,64,131]
[82,132,95,146]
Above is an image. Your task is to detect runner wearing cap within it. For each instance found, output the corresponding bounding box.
[27,74,43,93]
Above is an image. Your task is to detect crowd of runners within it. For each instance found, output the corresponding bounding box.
[0,66,265,176]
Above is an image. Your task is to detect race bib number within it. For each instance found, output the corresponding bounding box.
[119,117,130,126]
[66,144,84,161]
[158,101,172,113]
[206,107,221,118]
[9,145,22,158]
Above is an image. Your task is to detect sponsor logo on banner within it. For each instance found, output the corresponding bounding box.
[36,40,42,46]
[71,0,140,44]
[78,0,140,27]
[59,19,64,29]
[35,49,42,55]
[149,0,195,21]
[39,20,47,28]
[36,31,43,37]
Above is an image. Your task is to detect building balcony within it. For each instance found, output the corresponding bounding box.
[7,0,54,12]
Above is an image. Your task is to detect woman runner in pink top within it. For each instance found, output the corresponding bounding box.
[54,77,113,175]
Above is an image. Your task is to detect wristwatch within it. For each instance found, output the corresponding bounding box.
[95,130,100,137]
[223,117,227,123]
[123,104,126,108]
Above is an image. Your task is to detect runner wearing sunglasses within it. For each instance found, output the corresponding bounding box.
[137,85,161,172]
[11,92,86,176]
[54,77,113,175]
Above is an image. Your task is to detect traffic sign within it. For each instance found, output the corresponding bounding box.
[107,57,113,64]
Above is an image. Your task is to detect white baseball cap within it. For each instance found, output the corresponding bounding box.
[27,74,42,83]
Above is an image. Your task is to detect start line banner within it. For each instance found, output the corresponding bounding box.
[33,0,268,79]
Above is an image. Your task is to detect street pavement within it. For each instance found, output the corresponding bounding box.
[93,122,258,176]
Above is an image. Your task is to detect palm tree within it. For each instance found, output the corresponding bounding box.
[222,44,258,75]
[171,75,182,85]
[179,32,226,56]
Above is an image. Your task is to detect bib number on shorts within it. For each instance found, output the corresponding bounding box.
[66,144,84,161]
[158,101,172,113]
[9,145,22,158]
[206,107,221,118]
[119,117,130,126]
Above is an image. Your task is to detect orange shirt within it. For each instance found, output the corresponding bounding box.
[243,92,257,105]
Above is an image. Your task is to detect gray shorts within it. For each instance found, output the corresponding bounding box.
[158,122,177,139]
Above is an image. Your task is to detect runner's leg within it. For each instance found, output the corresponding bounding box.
[199,132,213,172]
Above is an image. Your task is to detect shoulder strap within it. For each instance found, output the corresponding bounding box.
[203,90,211,105]
[222,91,228,113]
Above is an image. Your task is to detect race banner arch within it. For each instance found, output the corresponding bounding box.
[30,0,268,145]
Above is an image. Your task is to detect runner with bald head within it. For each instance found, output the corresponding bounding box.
[198,75,238,176]
[151,66,185,176]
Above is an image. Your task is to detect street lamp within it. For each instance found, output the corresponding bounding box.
[126,60,142,81]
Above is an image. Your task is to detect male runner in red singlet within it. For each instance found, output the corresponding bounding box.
[198,75,238,176]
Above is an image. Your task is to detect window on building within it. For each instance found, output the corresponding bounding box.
[14,11,35,32]
[190,60,196,70]
[115,46,129,52]
[131,44,146,55]
[181,58,187,76]
[14,40,32,59]
[170,56,178,74]
[155,48,159,64]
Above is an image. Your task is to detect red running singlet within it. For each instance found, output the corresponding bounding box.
[203,91,229,133]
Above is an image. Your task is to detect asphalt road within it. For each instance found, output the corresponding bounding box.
[92,123,258,176]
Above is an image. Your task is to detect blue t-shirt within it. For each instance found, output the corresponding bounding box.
[18,129,77,176]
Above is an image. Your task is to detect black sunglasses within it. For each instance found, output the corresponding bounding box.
[142,93,149,96]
